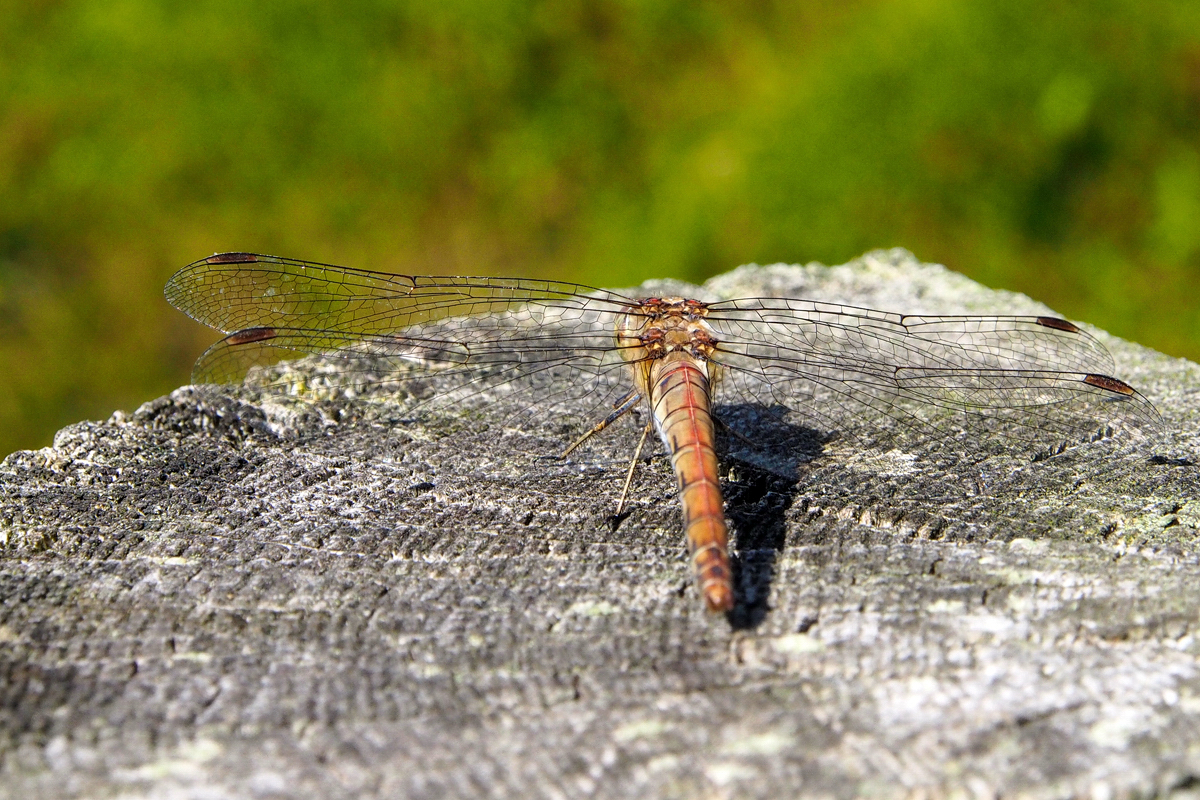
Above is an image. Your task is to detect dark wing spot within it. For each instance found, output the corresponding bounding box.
[205,252,259,264]
[1035,316,1080,333]
[226,327,277,345]
[1084,373,1136,395]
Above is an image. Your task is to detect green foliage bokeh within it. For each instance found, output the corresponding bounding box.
[1,0,1198,456]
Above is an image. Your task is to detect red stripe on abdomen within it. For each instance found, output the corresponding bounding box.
[651,360,733,612]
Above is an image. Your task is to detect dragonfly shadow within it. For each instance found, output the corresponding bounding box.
[716,404,826,630]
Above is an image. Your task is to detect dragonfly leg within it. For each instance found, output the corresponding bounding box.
[615,421,654,518]
[713,413,761,452]
[562,389,643,457]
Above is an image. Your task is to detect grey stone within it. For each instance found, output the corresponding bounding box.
[2,249,1198,799]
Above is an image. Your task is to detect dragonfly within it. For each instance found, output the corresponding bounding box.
[165,253,1161,613]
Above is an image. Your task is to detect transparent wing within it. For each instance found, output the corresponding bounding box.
[165,254,1161,453]
[165,252,637,335]
[705,297,1161,448]
[166,253,644,424]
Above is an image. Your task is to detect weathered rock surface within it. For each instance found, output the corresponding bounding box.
[2,249,1199,799]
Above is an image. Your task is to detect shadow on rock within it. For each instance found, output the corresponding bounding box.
[716,404,825,630]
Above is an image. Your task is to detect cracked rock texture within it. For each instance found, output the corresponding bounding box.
[2,249,1199,799]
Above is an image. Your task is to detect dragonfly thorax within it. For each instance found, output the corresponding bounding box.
[617,298,719,360]
[615,297,722,392]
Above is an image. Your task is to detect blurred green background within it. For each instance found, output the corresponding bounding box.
[2,0,1198,457]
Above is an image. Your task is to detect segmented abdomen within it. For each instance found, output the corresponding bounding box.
[649,359,733,612]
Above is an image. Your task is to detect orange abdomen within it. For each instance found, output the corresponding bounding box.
[649,360,733,612]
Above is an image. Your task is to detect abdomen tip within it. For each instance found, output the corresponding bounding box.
[704,586,735,613]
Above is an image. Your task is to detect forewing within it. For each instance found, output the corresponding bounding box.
[165,253,636,335]
[705,297,1160,450]
[166,253,641,425]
